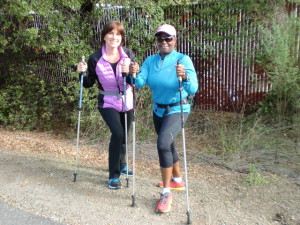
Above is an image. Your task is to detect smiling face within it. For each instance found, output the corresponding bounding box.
[156,32,176,58]
[104,29,122,48]
[100,21,125,47]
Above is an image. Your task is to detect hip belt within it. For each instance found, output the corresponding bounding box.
[99,90,123,99]
[156,99,188,108]
[156,99,188,114]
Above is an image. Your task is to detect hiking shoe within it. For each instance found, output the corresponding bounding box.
[157,178,185,190]
[156,192,173,213]
[120,166,133,176]
[108,178,121,189]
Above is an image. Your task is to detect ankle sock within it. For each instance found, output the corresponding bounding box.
[173,177,182,183]
[162,187,170,194]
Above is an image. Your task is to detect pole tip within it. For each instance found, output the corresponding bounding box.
[187,211,192,224]
[73,173,77,182]
[131,195,137,207]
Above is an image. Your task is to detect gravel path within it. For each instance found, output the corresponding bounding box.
[0,130,299,225]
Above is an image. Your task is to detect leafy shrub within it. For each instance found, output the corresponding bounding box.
[258,7,300,124]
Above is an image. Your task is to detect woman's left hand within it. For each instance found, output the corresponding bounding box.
[175,64,187,81]
[121,59,131,74]
[130,62,140,77]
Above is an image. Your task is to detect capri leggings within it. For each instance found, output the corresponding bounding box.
[99,107,133,179]
[153,112,189,168]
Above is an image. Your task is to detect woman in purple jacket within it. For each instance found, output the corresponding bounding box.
[77,21,135,189]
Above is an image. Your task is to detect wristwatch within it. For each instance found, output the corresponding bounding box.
[183,74,189,82]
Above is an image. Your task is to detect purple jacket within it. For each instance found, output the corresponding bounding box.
[83,46,135,112]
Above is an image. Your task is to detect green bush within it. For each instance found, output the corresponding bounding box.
[0,68,78,131]
[258,7,300,124]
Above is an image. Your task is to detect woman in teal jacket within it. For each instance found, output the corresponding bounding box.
[132,24,198,213]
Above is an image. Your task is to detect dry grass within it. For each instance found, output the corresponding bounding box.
[1,109,299,180]
[183,109,300,179]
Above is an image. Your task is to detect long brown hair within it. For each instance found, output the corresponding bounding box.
[100,21,125,46]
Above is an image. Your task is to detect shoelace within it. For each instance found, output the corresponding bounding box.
[160,193,170,204]
[111,178,119,183]
[122,166,131,172]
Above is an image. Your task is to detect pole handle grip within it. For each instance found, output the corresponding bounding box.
[132,72,136,79]
[177,59,182,82]
[80,56,86,77]
[122,58,131,78]
[132,59,136,79]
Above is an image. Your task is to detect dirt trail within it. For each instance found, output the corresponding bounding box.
[0,129,299,225]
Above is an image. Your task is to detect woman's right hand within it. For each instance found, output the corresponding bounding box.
[77,61,87,73]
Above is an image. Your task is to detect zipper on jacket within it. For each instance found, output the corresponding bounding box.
[110,60,122,94]
[159,59,164,69]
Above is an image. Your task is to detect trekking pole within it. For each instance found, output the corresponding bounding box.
[177,59,192,224]
[73,56,85,182]
[131,62,137,207]
[122,59,130,188]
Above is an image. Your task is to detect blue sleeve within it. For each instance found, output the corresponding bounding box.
[181,55,198,95]
[135,57,150,89]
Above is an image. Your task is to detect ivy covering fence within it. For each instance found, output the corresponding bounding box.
[0,0,299,134]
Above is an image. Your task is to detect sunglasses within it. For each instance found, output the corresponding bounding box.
[156,36,175,43]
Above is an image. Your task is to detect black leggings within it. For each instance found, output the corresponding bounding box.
[99,108,133,179]
[153,112,189,168]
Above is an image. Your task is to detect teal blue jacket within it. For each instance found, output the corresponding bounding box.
[135,50,198,117]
